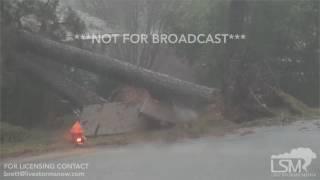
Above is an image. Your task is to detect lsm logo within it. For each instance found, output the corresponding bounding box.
[271,147,317,177]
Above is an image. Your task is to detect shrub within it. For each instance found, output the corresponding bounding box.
[0,122,32,143]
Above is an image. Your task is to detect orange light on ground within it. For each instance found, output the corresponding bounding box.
[76,137,82,143]
[69,120,86,145]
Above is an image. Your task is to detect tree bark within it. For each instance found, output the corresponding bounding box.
[16,31,218,103]
[223,0,248,108]
[12,53,106,107]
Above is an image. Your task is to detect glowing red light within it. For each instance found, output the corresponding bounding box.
[76,137,82,143]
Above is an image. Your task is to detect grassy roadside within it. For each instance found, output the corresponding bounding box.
[0,117,234,159]
[1,112,319,159]
[0,125,218,159]
[0,122,70,158]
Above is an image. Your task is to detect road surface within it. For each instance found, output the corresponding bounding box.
[1,120,320,180]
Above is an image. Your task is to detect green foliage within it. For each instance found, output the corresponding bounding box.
[0,121,32,143]
[169,0,319,106]
[63,7,86,34]
[273,88,320,116]
[246,0,319,107]
[1,0,87,127]
[167,0,229,86]
[1,0,86,40]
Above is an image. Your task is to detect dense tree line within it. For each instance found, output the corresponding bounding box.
[168,0,319,108]
[0,0,319,127]
[1,0,88,127]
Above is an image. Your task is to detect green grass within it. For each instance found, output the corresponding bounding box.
[274,88,320,116]
[0,122,71,158]
[0,122,33,143]
[1,106,318,159]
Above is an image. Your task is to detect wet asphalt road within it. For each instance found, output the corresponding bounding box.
[2,120,320,180]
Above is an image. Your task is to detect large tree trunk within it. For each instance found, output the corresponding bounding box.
[223,0,277,121]
[222,0,249,119]
[12,53,106,107]
[16,31,218,103]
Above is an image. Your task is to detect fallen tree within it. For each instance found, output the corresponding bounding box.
[12,53,106,107]
[16,31,218,103]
